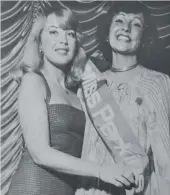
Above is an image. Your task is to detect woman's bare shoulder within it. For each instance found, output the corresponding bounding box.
[19,72,46,98]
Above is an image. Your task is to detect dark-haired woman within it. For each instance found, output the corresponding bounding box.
[76,2,170,195]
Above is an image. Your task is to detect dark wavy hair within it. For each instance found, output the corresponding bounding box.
[96,1,158,69]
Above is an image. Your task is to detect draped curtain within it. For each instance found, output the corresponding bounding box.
[1,1,170,195]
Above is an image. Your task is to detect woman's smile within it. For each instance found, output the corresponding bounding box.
[55,48,69,55]
[117,34,131,42]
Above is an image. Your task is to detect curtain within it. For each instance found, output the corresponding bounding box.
[1,1,170,195]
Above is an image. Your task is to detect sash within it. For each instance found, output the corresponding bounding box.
[81,60,148,172]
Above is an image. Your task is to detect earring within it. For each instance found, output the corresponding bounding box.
[39,47,44,58]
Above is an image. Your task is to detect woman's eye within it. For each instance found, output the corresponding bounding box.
[49,30,58,35]
[133,23,142,28]
[115,19,123,23]
[68,31,75,38]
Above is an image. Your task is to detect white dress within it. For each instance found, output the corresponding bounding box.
[76,66,170,195]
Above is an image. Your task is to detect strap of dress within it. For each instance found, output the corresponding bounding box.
[34,71,51,104]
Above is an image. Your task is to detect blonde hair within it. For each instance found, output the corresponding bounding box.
[11,5,86,87]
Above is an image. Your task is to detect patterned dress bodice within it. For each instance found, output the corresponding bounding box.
[47,104,85,157]
[76,67,170,195]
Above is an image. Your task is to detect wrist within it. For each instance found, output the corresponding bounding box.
[92,164,101,178]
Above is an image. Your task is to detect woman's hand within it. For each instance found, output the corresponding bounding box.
[125,156,146,193]
[99,164,135,188]
[131,169,144,193]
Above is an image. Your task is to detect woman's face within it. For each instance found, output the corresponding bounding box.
[41,13,77,68]
[108,12,145,55]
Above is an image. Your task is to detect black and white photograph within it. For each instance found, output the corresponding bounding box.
[1,1,170,195]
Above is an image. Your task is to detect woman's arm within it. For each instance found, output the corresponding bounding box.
[148,74,170,194]
[18,72,134,187]
[18,72,99,178]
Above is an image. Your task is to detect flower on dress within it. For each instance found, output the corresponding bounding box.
[135,97,143,106]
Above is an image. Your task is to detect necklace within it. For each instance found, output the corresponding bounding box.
[111,63,138,72]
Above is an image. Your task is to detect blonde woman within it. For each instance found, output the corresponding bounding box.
[8,5,135,195]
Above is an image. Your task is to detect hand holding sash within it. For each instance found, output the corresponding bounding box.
[99,163,135,188]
